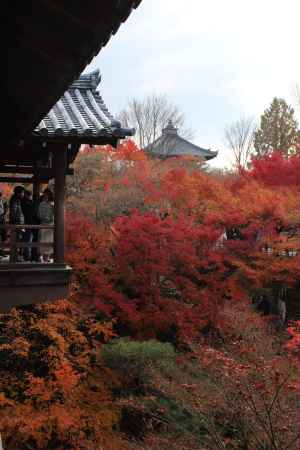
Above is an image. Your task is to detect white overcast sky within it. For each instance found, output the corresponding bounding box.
[85,0,300,168]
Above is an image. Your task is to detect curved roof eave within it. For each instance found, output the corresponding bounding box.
[33,71,136,143]
[144,133,218,160]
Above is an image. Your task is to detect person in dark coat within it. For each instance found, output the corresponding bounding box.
[257,295,271,315]
[9,186,25,260]
[38,189,54,263]
[9,186,25,225]
[21,190,37,261]
[0,191,8,257]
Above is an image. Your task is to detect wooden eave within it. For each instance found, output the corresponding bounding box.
[0,141,78,169]
[2,0,142,144]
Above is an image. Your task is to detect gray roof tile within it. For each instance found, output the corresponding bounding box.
[144,121,218,161]
[34,70,134,141]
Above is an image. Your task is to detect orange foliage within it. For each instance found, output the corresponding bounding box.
[0,301,124,450]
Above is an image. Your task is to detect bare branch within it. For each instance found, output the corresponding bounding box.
[118,94,194,148]
[224,116,256,171]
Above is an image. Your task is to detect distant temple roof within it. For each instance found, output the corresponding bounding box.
[144,121,218,161]
[33,70,134,143]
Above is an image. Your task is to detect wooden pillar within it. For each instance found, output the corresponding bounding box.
[33,180,40,205]
[9,228,17,263]
[54,148,67,264]
[33,161,41,205]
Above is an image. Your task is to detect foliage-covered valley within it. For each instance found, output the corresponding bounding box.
[2,142,300,449]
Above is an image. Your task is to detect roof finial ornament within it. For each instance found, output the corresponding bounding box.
[163,119,178,135]
[89,69,101,89]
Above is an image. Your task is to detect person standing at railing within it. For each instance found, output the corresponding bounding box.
[32,193,41,263]
[0,191,8,258]
[9,186,25,225]
[38,189,54,263]
[9,186,25,261]
[21,190,36,262]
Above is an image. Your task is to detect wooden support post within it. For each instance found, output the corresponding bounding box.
[33,161,41,206]
[53,148,67,264]
[33,180,41,205]
[9,229,17,263]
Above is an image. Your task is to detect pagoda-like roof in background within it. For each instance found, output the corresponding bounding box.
[2,1,142,146]
[33,70,134,143]
[144,121,218,161]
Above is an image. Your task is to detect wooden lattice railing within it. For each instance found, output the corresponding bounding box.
[0,224,54,263]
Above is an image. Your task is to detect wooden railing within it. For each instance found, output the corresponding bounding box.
[0,224,54,263]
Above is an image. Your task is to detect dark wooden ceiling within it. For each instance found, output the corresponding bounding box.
[2,0,142,147]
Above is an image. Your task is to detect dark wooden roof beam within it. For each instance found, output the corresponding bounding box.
[0,177,33,184]
[16,26,80,64]
[32,135,119,147]
[16,34,74,67]
[0,167,73,176]
[2,1,142,142]
[39,0,97,33]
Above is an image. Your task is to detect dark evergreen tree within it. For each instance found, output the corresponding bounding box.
[254,97,300,157]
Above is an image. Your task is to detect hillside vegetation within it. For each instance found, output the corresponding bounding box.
[2,142,300,449]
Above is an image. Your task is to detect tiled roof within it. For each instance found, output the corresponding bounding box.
[34,70,134,142]
[144,121,218,161]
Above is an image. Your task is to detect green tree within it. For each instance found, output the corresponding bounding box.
[254,97,300,157]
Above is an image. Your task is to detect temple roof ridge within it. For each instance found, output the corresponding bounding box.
[34,71,135,142]
[144,119,218,161]
[176,134,216,155]
[70,69,102,91]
